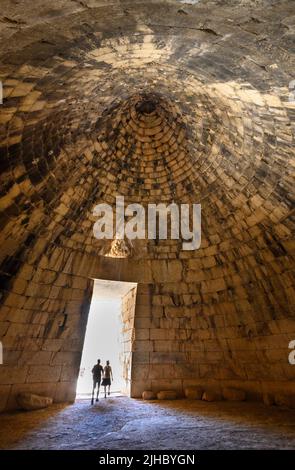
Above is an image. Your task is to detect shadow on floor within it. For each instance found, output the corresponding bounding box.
[1,397,295,450]
[0,403,69,449]
[147,398,295,435]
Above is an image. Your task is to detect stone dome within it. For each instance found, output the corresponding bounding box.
[0,0,294,411]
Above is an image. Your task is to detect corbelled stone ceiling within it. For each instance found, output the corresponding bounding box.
[0,0,294,411]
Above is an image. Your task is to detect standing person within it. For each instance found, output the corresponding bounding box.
[101,360,113,398]
[91,359,103,405]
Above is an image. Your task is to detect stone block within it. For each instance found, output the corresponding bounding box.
[26,365,62,383]
[202,390,223,402]
[274,393,295,409]
[263,393,275,406]
[54,381,76,403]
[135,317,159,329]
[7,383,56,410]
[16,392,53,411]
[188,259,202,270]
[134,305,152,318]
[4,293,26,309]
[150,328,174,340]
[184,386,203,400]
[222,387,246,401]
[135,329,150,340]
[132,351,150,364]
[150,352,185,364]
[131,380,152,398]
[42,339,63,352]
[132,365,150,381]
[71,276,88,289]
[0,321,10,336]
[51,351,80,366]
[0,366,28,385]
[134,340,154,352]
[0,385,11,412]
[201,278,226,294]
[19,351,52,366]
[12,278,28,295]
[151,260,182,282]
[18,264,34,281]
[157,390,178,400]
[60,365,79,382]
[154,340,181,353]
[142,390,157,400]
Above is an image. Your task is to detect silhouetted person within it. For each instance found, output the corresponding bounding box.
[91,359,103,404]
[101,360,113,398]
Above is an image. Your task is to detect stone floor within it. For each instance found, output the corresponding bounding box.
[1,397,295,450]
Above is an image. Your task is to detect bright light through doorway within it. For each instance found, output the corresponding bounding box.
[76,279,137,399]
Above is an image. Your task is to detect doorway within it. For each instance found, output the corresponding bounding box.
[76,279,137,399]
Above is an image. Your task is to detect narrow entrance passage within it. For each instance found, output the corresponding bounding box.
[76,279,137,400]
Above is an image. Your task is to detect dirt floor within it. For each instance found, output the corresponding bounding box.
[0,397,295,450]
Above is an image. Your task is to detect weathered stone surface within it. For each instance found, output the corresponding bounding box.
[142,390,157,400]
[157,390,178,400]
[0,366,28,385]
[274,394,295,409]
[26,366,62,383]
[184,387,203,400]
[222,388,246,402]
[54,382,76,403]
[263,393,275,406]
[202,391,223,402]
[0,385,11,413]
[16,393,53,411]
